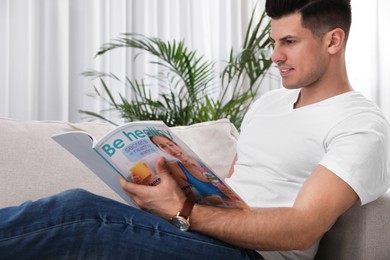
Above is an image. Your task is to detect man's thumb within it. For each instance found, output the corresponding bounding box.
[154,157,171,179]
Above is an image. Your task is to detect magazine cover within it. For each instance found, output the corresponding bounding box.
[53,121,247,209]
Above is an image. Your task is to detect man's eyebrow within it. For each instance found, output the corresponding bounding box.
[270,35,298,43]
[281,35,299,42]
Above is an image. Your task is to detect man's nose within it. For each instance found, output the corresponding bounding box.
[271,45,285,65]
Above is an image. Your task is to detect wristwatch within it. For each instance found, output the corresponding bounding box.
[170,198,195,231]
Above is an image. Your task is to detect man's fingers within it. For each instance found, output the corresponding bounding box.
[119,176,143,195]
[154,157,171,179]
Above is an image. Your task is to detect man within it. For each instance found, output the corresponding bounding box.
[1,0,389,259]
[120,0,389,258]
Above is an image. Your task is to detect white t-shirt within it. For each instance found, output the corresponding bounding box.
[225,88,390,260]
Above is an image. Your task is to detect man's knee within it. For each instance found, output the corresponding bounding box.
[43,188,104,211]
[57,188,96,200]
[52,189,130,215]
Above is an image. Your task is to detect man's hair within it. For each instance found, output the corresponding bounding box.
[265,0,352,41]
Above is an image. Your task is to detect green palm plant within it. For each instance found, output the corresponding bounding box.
[81,8,273,129]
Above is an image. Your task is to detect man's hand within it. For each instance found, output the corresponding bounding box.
[119,158,187,220]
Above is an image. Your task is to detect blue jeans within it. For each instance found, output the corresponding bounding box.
[0,189,263,260]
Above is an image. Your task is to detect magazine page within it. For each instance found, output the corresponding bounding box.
[94,121,248,209]
[51,131,135,206]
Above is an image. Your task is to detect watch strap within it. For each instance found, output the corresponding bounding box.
[179,198,195,219]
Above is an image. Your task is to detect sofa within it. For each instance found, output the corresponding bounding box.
[1,117,389,259]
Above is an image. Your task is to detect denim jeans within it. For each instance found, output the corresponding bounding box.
[0,189,263,260]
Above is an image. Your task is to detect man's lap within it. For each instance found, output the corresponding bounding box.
[0,189,262,259]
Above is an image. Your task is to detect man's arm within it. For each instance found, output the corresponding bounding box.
[120,159,358,251]
[190,164,358,250]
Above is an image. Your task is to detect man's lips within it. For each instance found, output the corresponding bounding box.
[279,67,294,77]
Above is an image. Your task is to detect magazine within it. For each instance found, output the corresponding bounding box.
[52,121,248,209]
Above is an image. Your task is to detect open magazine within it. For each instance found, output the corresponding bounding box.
[52,121,248,209]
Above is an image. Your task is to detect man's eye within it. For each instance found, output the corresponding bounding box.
[284,40,296,45]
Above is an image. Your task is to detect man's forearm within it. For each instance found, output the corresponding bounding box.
[189,204,322,251]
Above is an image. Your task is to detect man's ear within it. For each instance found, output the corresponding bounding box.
[326,28,345,54]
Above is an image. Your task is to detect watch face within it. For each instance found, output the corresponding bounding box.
[171,216,190,231]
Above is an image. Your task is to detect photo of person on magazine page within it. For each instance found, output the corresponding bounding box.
[149,133,244,208]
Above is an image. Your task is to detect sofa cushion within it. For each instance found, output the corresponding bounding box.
[315,189,390,259]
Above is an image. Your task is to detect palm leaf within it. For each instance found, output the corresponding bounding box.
[81,7,273,129]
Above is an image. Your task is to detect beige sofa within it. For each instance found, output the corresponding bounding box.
[1,117,389,259]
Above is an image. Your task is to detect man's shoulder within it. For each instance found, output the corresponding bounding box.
[341,91,388,126]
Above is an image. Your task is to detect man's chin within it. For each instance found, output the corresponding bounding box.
[282,84,300,90]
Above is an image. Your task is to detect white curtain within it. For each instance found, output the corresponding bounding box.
[1,0,389,123]
[347,0,390,120]
[0,0,271,123]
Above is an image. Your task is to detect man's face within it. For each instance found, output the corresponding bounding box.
[270,13,328,89]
